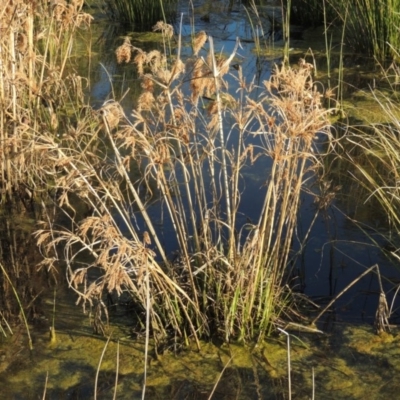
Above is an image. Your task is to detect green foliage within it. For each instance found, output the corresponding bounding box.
[105,0,178,31]
[328,0,400,61]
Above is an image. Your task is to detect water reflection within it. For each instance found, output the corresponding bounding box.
[1,1,400,398]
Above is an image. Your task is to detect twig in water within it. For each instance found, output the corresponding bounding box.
[208,357,232,400]
[311,264,378,325]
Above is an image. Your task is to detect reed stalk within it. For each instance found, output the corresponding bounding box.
[278,327,291,400]
[0,262,33,350]
[94,335,112,400]
[105,0,178,31]
[33,19,333,344]
[327,0,400,62]
[282,0,291,65]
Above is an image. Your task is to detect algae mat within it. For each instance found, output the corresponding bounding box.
[1,320,400,399]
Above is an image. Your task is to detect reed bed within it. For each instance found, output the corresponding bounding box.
[0,0,334,345]
[104,0,178,31]
[326,0,400,62]
[0,0,93,203]
[33,22,333,344]
[0,0,93,338]
[344,92,400,237]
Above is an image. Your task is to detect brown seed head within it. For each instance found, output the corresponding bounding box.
[193,31,207,56]
[115,38,132,64]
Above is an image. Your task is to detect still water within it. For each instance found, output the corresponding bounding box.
[1,0,400,398]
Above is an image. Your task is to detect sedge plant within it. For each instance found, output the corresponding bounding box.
[327,0,400,62]
[35,21,333,345]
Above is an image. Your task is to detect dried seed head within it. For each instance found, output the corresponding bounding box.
[216,55,230,76]
[156,68,172,84]
[298,58,314,71]
[134,50,146,76]
[76,12,93,28]
[115,37,132,64]
[99,101,123,130]
[207,100,218,115]
[138,91,155,112]
[190,59,210,101]
[147,50,165,74]
[174,107,185,122]
[71,0,84,11]
[171,58,185,81]
[325,88,335,99]
[143,231,151,246]
[17,32,28,53]
[51,0,67,22]
[141,75,154,92]
[193,31,207,56]
[153,21,174,38]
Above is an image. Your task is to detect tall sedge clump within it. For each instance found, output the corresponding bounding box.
[327,0,400,62]
[344,88,400,245]
[0,0,93,202]
[104,0,178,31]
[0,0,93,347]
[36,22,332,343]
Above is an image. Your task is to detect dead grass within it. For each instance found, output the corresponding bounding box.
[33,21,333,344]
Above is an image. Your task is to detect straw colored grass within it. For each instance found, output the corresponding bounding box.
[0,0,93,342]
[33,21,333,344]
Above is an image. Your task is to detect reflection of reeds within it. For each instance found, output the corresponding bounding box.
[35,22,332,344]
[0,262,33,350]
[345,93,400,232]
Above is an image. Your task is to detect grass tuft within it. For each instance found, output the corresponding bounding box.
[35,21,333,344]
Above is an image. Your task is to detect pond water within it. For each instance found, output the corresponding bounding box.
[1,0,400,398]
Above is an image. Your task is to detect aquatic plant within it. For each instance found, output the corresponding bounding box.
[327,0,400,62]
[0,262,33,350]
[0,0,93,202]
[0,0,93,342]
[292,0,400,62]
[104,0,178,31]
[344,91,400,242]
[35,20,333,345]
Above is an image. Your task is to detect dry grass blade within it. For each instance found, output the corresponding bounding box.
[94,335,112,400]
[31,17,333,345]
[113,341,120,400]
[277,328,291,400]
[311,264,378,325]
[207,357,232,400]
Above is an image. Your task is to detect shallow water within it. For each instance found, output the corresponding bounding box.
[2,306,400,399]
[1,0,400,398]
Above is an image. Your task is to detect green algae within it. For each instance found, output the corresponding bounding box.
[3,303,400,400]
